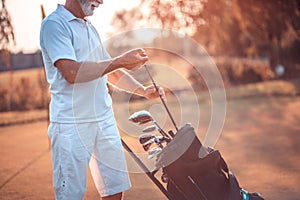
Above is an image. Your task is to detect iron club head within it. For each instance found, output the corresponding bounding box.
[139,133,155,144]
[148,146,163,159]
[129,110,153,125]
[141,135,166,151]
[142,125,158,133]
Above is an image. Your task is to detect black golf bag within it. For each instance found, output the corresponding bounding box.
[155,123,264,200]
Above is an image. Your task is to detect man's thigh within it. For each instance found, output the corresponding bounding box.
[89,120,131,197]
[48,123,95,200]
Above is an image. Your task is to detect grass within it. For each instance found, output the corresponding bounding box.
[0,109,48,127]
[227,78,300,98]
[0,67,49,112]
[0,68,46,90]
[0,67,299,126]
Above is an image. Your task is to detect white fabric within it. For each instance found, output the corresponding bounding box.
[40,4,131,199]
[40,4,112,123]
[48,120,131,199]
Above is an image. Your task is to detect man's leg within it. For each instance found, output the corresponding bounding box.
[101,192,123,200]
[89,119,131,198]
[48,123,94,200]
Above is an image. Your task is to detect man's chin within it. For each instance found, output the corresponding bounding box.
[86,12,94,17]
[80,3,95,17]
[83,9,94,17]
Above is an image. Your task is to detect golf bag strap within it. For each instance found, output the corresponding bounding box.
[219,155,265,200]
[220,159,243,200]
[216,151,242,200]
[227,172,243,200]
[219,153,229,174]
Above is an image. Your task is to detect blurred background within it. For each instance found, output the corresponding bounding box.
[1,0,299,113]
[0,0,299,199]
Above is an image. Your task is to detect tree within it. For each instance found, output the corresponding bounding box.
[111,0,248,56]
[112,0,206,35]
[0,0,15,50]
[233,0,300,69]
[111,0,300,62]
[0,0,15,110]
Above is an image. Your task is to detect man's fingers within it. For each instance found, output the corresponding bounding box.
[132,48,147,56]
[147,85,166,101]
[157,85,167,101]
[119,48,149,70]
[135,49,148,60]
[137,54,149,61]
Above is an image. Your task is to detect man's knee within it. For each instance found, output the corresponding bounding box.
[101,192,123,200]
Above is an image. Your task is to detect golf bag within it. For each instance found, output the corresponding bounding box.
[155,123,264,200]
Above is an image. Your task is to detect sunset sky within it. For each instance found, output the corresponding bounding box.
[5,0,139,53]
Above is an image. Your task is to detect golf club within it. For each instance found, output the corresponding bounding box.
[143,137,163,151]
[142,125,158,133]
[142,141,153,151]
[144,64,179,131]
[129,110,153,125]
[139,134,158,151]
[168,130,175,138]
[143,125,175,140]
[129,110,171,140]
[141,135,167,151]
[139,133,156,144]
[148,146,163,159]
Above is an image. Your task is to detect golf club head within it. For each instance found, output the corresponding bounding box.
[153,136,164,144]
[140,135,166,151]
[142,125,158,133]
[142,141,154,151]
[148,146,163,159]
[168,130,175,138]
[129,110,153,125]
[139,133,155,144]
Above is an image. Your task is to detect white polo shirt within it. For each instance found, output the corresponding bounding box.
[40,4,113,123]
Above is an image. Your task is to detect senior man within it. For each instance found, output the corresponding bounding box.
[40,0,161,199]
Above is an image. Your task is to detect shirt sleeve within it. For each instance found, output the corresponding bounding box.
[40,20,76,64]
[91,25,112,60]
[103,48,112,59]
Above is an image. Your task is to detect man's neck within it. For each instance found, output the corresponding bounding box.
[64,0,86,19]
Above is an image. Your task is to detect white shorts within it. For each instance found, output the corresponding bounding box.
[48,118,131,200]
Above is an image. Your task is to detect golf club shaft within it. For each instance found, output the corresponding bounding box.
[144,65,179,131]
[153,121,172,141]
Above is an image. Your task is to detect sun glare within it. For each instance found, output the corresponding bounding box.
[5,0,139,53]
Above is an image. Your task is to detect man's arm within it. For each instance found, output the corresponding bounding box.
[41,20,148,84]
[108,69,164,99]
[55,48,148,84]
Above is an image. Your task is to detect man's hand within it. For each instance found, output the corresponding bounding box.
[114,48,148,70]
[142,85,166,100]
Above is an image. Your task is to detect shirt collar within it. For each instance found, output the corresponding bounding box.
[56,4,90,23]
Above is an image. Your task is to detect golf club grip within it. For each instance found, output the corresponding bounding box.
[144,65,179,131]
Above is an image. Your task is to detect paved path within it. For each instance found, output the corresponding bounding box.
[0,122,164,200]
[0,96,300,199]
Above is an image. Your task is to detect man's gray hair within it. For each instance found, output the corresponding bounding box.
[77,0,88,4]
